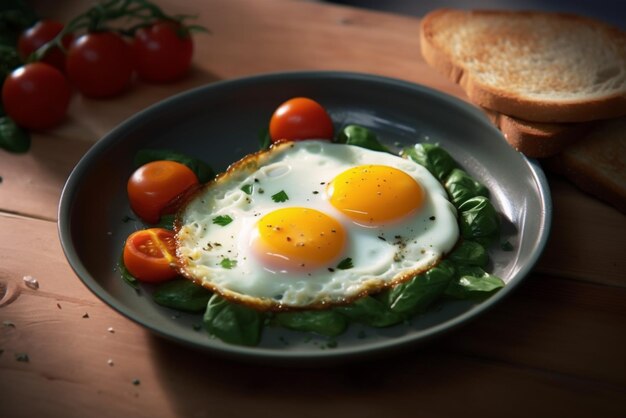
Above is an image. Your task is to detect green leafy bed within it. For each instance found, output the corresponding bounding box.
[121,125,506,346]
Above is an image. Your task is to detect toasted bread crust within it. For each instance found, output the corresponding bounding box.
[482,108,597,157]
[420,9,626,123]
[545,117,626,213]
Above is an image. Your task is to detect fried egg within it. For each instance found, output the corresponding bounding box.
[176,140,459,310]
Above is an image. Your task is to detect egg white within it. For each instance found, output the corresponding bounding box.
[176,140,459,310]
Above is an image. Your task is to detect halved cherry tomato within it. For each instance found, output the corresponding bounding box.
[132,21,193,83]
[2,62,71,130]
[17,20,74,72]
[123,228,179,282]
[66,31,133,98]
[269,97,334,143]
[128,160,199,224]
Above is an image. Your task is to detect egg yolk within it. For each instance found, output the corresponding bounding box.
[254,207,346,270]
[327,165,424,224]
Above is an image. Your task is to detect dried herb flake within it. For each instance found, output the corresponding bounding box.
[15,353,29,362]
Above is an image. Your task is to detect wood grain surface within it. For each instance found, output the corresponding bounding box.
[1,1,625,417]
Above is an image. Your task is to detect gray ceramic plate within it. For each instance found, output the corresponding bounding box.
[58,71,551,364]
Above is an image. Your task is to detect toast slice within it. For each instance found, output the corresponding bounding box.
[482,108,597,158]
[545,117,626,213]
[420,9,626,123]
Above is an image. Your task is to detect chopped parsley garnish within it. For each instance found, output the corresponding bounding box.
[220,258,237,269]
[337,258,353,270]
[241,184,253,195]
[213,215,233,226]
[271,190,289,203]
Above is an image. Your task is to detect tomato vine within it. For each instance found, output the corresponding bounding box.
[29,0,207,63]
[0,0,208,152]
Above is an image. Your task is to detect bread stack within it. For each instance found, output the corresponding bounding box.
[419,9,626,212]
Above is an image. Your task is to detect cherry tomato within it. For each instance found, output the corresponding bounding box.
[128,160,199,224]
[2,62,71,130]
[269,97,334,143]
[17,20,74,72]
[132,21,193,83]
[66,31,133,98]
[123,228,179,282]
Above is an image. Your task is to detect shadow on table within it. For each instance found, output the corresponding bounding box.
[147,333,457,416]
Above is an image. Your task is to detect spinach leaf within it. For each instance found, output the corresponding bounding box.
[258,126,271,150]
[458,196,500,246]
[0,45,20,81]
[153,278,212,313]
[0,1,37,83]
[383,260,456,314]
[0,1,38,31]
[118,255,139,291]
[501,241,514,251]
[203,294,264,346]
[273,310,347,337]
[134,149,214,183]
[445,266,505,299]
[448,240,488,268]
[335,296,405,327]
[336,125,390,152]
[0,1,37,54]
[154,214,176,230]
[0,117,30,153]
[444,168,489,207]
[402,143,458,181]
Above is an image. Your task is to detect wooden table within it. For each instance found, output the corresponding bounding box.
[1,1,625,417]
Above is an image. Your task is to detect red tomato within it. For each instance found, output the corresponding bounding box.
[123,228,179,282]
[128,160,199,224]
[66,32,133,98]
[132,21,194,83]
[2,63,71,130]
[17,20,74,72]
[269,97,334,143]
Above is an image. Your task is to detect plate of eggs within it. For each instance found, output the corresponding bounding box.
[59,71,551,364]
